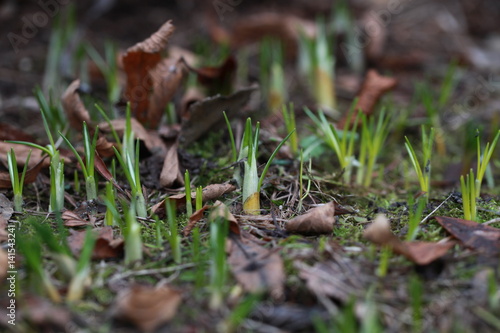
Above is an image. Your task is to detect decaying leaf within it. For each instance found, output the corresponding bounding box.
[186,55,237,95]
[0,122,36,142]
[148,57,188,126]
[159,141,183,188]
[339,69,397,127]
[297,261,361,303]
[0,141,47,168]
[67,227,124,260]
[112,284,181,332]
[182,205,210,236]
[286,202,343,235]
[122,20,175,126]
[227,235,285,299]
[435,216,500,256]
[179,85,259,146]
[61,79,92,131]
[62,210,91,227]
[95,136,117,158]
[209,200,240,235]
[0,155,48,189]
[364,214,454,265]
[98,118,167,156]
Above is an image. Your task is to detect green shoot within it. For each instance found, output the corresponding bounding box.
[104,181,118,226]
[260,38,286,112]
[282,102,299,155]
[124,203,143,265]
[73,169,80,193]
[60,122,99,201]
[409,274,423,333]
[95,103,122,149]
[7,149,32,211]
[223,111,237,163]
[185,170,193,217]
[305,107,358,182]
[166,199,181,264]
[85,41,120,104]
[404,127,435,201]
[475,129,500,198]
[376,246,391,277]
[461,169,477,221]
[208,204,229,309]
[313,18,336,113]
[196,186,203,211]
[406,196,426,241]
[154,216,164,248]
[67,228,96,302]
[356,110,391,187]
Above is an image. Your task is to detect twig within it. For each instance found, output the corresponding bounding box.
[420,193,453,224]
[109,262,196,284]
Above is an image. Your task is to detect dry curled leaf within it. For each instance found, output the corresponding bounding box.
[179,85,258,146]
[182,205,210,237]
[112,284,181,332]
[339,69,397,127]
[227,235,285,299]
[209,200,240,235]
[62,210,90,227]
[286,202,344,235]
[364,215,454,265]
[159,141,183,188]
[122,20,175,126]
[186,55,237,95]
[67,227,124,260]
[61,79,92,131]
[434,216,500,256]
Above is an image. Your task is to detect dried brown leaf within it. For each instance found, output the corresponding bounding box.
[112,284,181,332]
[227,235,285,299]
[61,79,92,131]
[122,20,175,126]
[209,200,240,235]
[95,136,117,158]
[0,142,47,168]
[186,55,237,95]
[435,216,500,256]
[62,210,90,227]
[339,70,397,127]
[148,57,188,127]
[159,141,183,188]
[179,85,258,146]
[182,205,210,237]
[0,122,36,142]
[67,227,124,260]
[364,215,454,265]
[286,202,336,235]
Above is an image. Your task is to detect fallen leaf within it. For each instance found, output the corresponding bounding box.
[297,261,362,303]
[186,55,237,95]
[0,122,36,142]
[18,295,72,331]
[148,57,188,127]
[98,118,167,156]
[159,141,183,188]
[67,227,124,260]
[227,235,285,299]
[61,79,92,131]
[179,85,258,146]
[62,210,91,227]
[0,141,47,168]
[112,284,181,332]
[95,136,117,158]
[339,69,397,127]
[364,214,454,265]
[209,200,240,235]
[434,216,500,256]
[122,20,175,126]
[182,205,210,237]
[286,202,351,235]
[94,152,127,196]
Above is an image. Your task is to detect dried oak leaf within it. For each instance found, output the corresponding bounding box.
[227,235,285,299]
[61,79,92,131]
[286,202,350,235]
[434,216,500,256]
[122,20,175,126]
[112,284,181,332]
[364,215,454,265]
[67,227,124,260]
[179,85,258,146]
[339,69,397,127]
